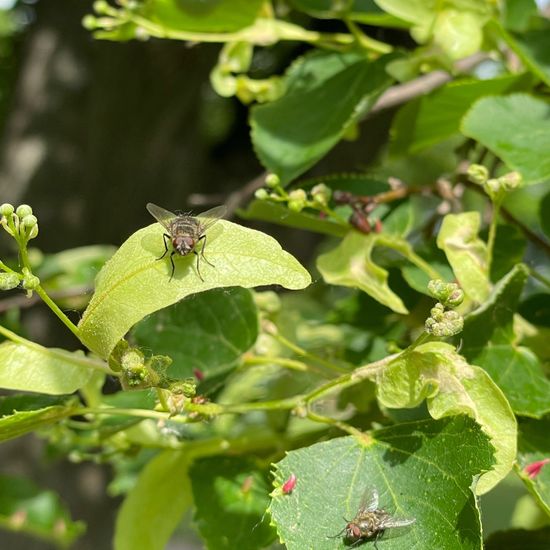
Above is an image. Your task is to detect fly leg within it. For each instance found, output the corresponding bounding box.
[193,249,205,282]
[168,251,176,282]
[157,233,170,260]
[197,234,214,267]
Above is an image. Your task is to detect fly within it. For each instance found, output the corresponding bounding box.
[146,202,226,281]
[329,488,415,548]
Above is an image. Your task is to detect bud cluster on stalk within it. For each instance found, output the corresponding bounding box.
[425,279,464,337]
[467,164,523,203]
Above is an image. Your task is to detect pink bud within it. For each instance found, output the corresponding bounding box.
[524,458,550,479]
[193,368,204,381]
[282,473,297,494]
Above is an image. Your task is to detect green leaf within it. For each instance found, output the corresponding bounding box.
[436,211,490,303]
[462,264,550,417]
[376,342,516,494]
[132,287,258,380]
[250,51,393,184]
[270,415,493,549]
[491,224,527,281]
[190,456,275,549]
[239,200,348,237]
[485,527,550,549]
[78,220,310,358]
[516,417,550,516]
[502,0,538,33]
[0,395,77,442]
[144,0,264,33]
[0,340,94,395]
[519,294,550,327]
[317,232,408,314]
[289,0,408,27]
[0,475,85,547]
[390,74,530,155]
[540,189,550,239]
[461,94,550,185]
[114,450,192,550]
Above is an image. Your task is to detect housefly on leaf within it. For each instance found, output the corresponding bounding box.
[146,203,227,282]
[329,488,415,548]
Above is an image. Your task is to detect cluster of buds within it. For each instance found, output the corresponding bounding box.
[165,378,197,416]
[425,279,464,337]
[0,203,41,293]
[333,190,383,235]
[467,164,523,203]
[254,174,333,214]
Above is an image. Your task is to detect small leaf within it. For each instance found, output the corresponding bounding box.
[78,220,310,358]
[132,287,258,380]
[376,342,516,494]
[114,450,192,550]
[390,74,530,155]
[0,475,85,547]
[0,395,77,442]
[0,340,94,395]
[436,211,490,303]
[461,94,550,185]
[190,457,275,549]
[516,417,550,516]
[250,50,393,184]
[317,232,408,314]
[270,416,493,549]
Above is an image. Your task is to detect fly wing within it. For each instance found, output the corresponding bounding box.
[357,488,379,513]
[197,205,227,231]
[379,516,416,529]
[146,203,177,230]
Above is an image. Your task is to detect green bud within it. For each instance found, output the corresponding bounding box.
[498,171,523,192]
[427,279,464,308]
[311,183,331,206]
[0,203,14,217]
[170,378,196,398]
[467,164,489,186]
[425,306,463,337]
[288,189,307,213]
[93,0,110,13]
[0,272,20,290]
[82,15,97,30]
[254,188,269,200]
[22,273,40,290]
[22,215,38,228]
[483,178,501,198]
[15,204,32,218]
[254,290,281,313]
[265,173,280,189]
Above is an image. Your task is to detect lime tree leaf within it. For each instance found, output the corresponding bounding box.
[114,450,192,550]
[317,232,408,314]
[289,0,408,26]
[0,474,85,547]
[141,0,264,33]
[436,212,490,303]
[502,0,538,32]
[239,200,348,237]
[78,220,310,359]
[376,342,516,494]
[270,415,494,549]
[461,94,550,185]
[250,50,393,184]
[485,527,550,549]
[0,395,77,442]
[516,417,550,516]
[132,287,258,380]
[0,339,95,395]
[190,456,275,550]
[391,74,530,155]
[491,224,527,281]
[462,264,550,417]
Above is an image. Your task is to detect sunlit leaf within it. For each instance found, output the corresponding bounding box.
[270,415,493,549]
[78,220,310,358]
[376,342,516,494]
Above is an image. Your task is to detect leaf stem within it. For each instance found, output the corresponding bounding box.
[343,17,392,54]
[486,200,501,279]
[242,354,326,375]
[528,267,550,289]
[34,285,83,340]
[306,408,367,440]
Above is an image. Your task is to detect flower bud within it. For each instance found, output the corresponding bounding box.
[21,272,40,291]
[0,203,14,217]
[425,307,463,337]
[467,164,489,186]
[498,171,523,192]
[265,173,280,189]
[170,378,196,398]
[288,189,307,213]
[311,183,331,207]
[427,279,464,308]
[254,188,269,200]
[15,204,32,218]
[22,215,37,228]
[0,272,20,290]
